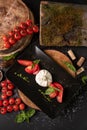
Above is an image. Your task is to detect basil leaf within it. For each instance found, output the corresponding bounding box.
[15,109,36,124]
[26,109,36,118]
[63,61,76,72]
[3,52,18,61]
[33,59,40,64]
[45,87,55,95]
[15,112,26,123]
[81,76,87,84]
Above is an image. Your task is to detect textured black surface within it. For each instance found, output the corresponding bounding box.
[0,0,87,130]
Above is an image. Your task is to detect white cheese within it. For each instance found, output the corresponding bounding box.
[35,69,52,87]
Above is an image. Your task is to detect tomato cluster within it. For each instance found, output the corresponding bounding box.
[2,19,39,49]
[0,79,25,114]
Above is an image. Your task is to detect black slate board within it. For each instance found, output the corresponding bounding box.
[6,46,81,118]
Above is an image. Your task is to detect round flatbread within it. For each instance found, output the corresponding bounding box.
[0,0,34,68]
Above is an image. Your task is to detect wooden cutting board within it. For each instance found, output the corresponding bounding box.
[18,49,76,110]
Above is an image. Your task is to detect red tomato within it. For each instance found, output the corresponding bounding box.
[32,25,39,33]
[32,64,40,74]
[14,26,21,32]
[7,83,14,90]
[33,67,40,75]
[6,90,13,97]
[3,99,9,107]
[20,22,28,29]
[25,64,40,74]
[7,105,13,112]
[1,93,7,100]
[19,103,25,110]
[6,79,11,84]
[26,19,32,26]
[4,42,11,49]
[53,82,63,103]
[17,59,33,66]
[1,86,8,93]
[26,27,33,35]
[0,80,7,87]
[9,98,15,105]
[49,91,58,98]
[0,100,3,107]
[0,107,7,114]
[13,104,19,111]
[15,98,21,105]
[2,35,8,42]
[9,37,16,45]
[8,31,14,36]
[56,92,63,103]
[14,32,21,40]
[25,65,33,74]
[53,82,63,90]
[20,29,27,36]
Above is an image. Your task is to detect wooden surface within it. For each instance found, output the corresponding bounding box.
[18,49,76,109]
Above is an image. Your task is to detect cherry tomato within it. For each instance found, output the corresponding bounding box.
[9,37,16,45]
[7,105,13,112]
[6,79,11,84]
[26,27,33,35]
[25,64,40,74]
[20,29,27,36]
[17,59,33,66]
[0,80,7,87]
[8,31,14,36]
[15,98,21,105]
[3,99,9,107]
[6,90,13,97]
[9,98,15,105]
[13,104,19,111]
[4,42,11,49]
[1,93,7,100]
[26,19,32,26]
[1,86,8,93]
[7,83,14,90]
[53,82,63,103]
[25,65,33,74]
[32,25,39,33]
[0,100,3,107]
[56,92,63,103]
[14,32,21,40]
[49,91,58,98]
[19,103,25,110]
[14,26,21,32]
[20,22,28,29]
[2,35,8,42]
[0,107,7,114]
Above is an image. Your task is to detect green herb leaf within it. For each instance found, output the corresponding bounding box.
[81,76,87,84]
[63,61,76,72]
[45,87,55,95]
[26,109,36,118]
[15,111,26,123]
[3,53,18,61]
[33,59,40,64]
[15,109,36,124]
